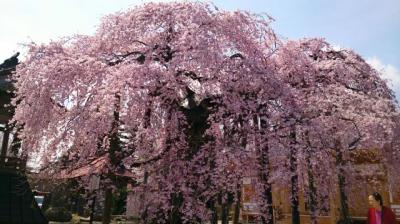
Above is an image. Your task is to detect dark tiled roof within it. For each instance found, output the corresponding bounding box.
[0,52,19,90]
[0,52,19,77]
[0,53,19,120]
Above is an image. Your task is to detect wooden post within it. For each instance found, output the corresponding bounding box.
[89,193,96,224]
[102,188,113,224]
[89,175,100,224]
[0,125,10,166]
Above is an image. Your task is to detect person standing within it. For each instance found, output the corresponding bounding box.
[367,192,397,224]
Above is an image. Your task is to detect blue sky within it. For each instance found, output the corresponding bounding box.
[0,0,399,99]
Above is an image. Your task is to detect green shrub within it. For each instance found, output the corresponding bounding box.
[44,207,72,222]
[71,214,81,224]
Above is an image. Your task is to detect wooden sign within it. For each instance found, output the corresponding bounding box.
[391,204,400,217]
[89,175,100,191]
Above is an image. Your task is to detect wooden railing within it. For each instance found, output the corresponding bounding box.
[0,156,26,171]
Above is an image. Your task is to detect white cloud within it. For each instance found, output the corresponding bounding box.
[367,57,400,102]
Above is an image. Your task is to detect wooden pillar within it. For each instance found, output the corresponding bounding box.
[89,193,96,224]
[102,188,113,224]
[0,125,10,165]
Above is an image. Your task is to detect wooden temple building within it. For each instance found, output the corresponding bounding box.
[240,149,400,224]
[0,53,48,224]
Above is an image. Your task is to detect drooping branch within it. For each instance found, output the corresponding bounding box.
[107,51,146,66]
[339,116,362,150]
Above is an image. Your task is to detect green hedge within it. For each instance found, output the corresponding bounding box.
[44,207,72,222]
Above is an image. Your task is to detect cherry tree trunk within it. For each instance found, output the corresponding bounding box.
[306,148,318,224]
[169,193,184,224]
[221,201,229,224]
[337,150,351,224]
[208,200,218,224]
[233,188,241,224]
[259,149,274,224]
[255,116,274,224]
[289,131,300,224]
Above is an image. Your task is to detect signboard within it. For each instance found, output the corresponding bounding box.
[89,175,100,191]
[391,204,400,217]
[242,177,259,213]
[34,196,44,208]
[243,202,258,212]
